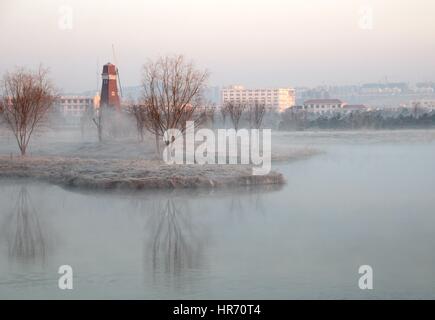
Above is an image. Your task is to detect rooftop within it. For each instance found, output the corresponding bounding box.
[304,99,343,104]
[344,104,367,109]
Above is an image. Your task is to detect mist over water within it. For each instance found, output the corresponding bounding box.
[2,0,435,303]
[1,131,435,299]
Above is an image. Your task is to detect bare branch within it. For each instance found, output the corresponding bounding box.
[0,66,58,156]
[225,101,247,130]
[140,55,209,151]
[249,100,266,129]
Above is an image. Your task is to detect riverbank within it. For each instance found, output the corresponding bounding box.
[0,156,286,190]
[0,129,324,190]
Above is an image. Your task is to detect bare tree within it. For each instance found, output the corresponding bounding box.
[220,104,229,126]
[129,104,147,142]
[91,101,123,142]
[92,106,103,142]
[0,67,57,156]
[225,101,247,130]
[141,55,208,153]
[249,100,266,129]
[196,102,216,129]
[205,103,216,128]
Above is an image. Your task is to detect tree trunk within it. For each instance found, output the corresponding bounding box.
[155,133,160,156]
[139,126,144,142]
[98,124,102,142]
[20,145,26,156]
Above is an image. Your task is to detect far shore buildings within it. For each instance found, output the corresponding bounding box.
[221,85,296,112]
[56,94,100,126]
[56,96,94,125]
[410,99,435,111]
[296,99,368,114]
[302,99,345,113]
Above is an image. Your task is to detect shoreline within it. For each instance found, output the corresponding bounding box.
[0,156,286,191]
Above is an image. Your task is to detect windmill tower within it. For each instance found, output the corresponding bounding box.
[100,62,121,110]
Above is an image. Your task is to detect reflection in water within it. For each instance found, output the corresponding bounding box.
[3,187,47,262]
[144,199,206,282]
[253,192,266,215]
[228,189,266,219]
[1,138,435,299]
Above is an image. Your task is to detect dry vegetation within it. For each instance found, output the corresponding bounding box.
[0,156,285,190]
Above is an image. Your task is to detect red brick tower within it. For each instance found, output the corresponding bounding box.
[100,63,120,110]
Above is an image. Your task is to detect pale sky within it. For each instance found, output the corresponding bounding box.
[1,0,434,93]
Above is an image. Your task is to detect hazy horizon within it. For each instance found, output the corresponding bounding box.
[1,0,434,93]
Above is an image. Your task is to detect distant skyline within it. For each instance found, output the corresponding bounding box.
[1,0,434,93]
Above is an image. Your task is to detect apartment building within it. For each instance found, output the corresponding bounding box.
[221,85,295,112]
[302,99,345,114]
[410,99,435,111]
[56,96,95,125]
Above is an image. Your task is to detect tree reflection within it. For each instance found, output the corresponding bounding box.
[144,199,205,279]
[4,186,47,262]
[227,187,268,219]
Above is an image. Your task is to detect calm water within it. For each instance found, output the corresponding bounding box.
[1,134,435,299]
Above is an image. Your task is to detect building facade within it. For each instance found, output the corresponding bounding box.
[410,99,435,111]
[221,85,295,112]
[302,99,345,114]
[57,96,93,120]
[55,95,99,125]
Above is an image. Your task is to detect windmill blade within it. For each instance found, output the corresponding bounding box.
[112,44,123,97]
[116,67,123,97]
